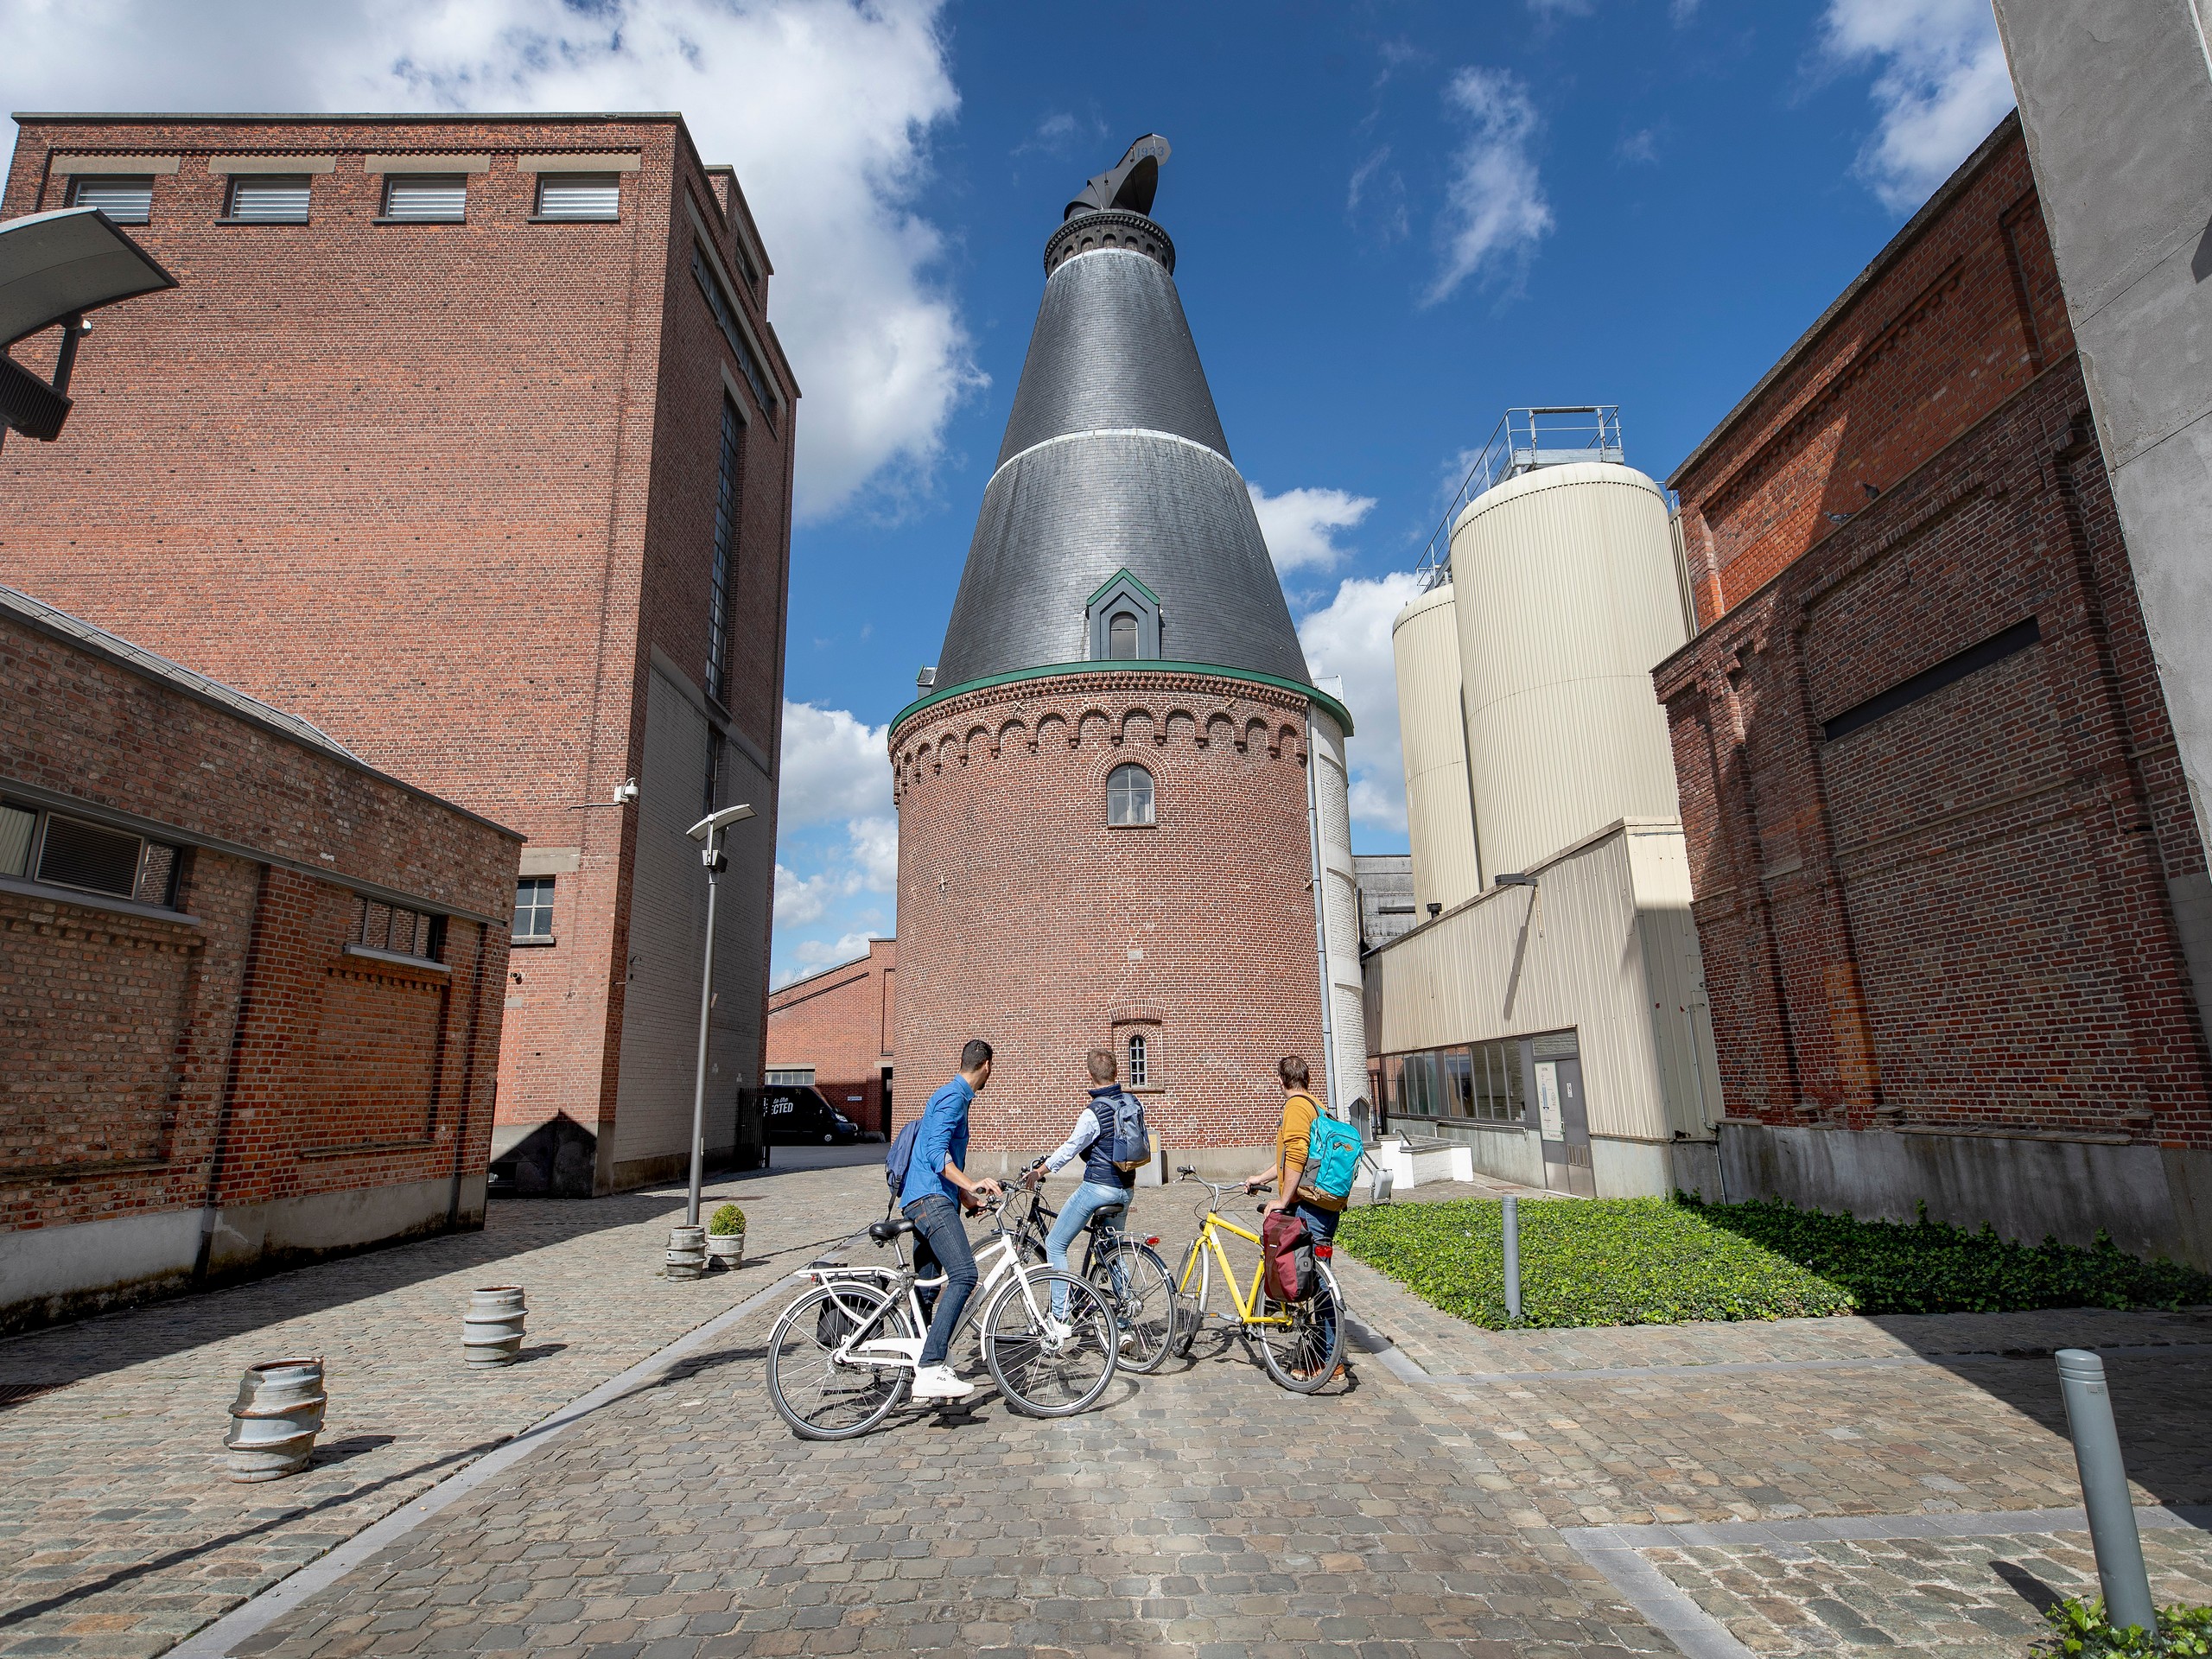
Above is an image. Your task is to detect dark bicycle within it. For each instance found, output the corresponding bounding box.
[1013,1161,1185,1372]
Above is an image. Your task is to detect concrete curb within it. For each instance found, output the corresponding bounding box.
[167,1263,823,1658]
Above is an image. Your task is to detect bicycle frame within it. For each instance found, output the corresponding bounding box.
[801,1195,1056,1371]
[1177,1188,1293,1329]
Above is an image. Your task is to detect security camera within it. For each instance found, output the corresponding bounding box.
[686,803,756,842]
[612,778,639,804]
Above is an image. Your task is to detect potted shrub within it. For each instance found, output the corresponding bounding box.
[705,1203,747,1268]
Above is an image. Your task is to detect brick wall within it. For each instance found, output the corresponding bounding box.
[1,597,518,1332]
[1656,117,2212,1190]
[890,671,1325,1158]
[767,938,897,1135]
[0,115,794,1193]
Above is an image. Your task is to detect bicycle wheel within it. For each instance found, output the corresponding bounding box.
[766,1281,911,1440]
[1252,1260,1345,1395]
[981,1269,1117,1417]
[1089,1240,1181,1374]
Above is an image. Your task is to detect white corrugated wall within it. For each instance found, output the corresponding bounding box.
[1307,706,1369,1116]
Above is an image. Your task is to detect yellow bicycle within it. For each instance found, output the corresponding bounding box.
[1169,1168,1345,1393]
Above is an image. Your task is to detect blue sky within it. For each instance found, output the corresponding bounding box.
[0,0,2016,987]
[767,0,2015,983]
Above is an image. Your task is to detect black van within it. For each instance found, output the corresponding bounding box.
[763,1085,867,1145]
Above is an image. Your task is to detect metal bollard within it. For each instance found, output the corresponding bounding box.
[1502,1195,1522,1322]
[2055,1348,2155,1632]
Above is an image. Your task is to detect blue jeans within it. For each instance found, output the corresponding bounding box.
[1292,1200,1342,1361]
[903,1193,977,1368]
[1045,1181,1129,1317]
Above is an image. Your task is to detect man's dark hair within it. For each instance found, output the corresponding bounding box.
[961,1039,995,1072]
[1086,1048,1116,1084]
[1277,1055,1309,1089]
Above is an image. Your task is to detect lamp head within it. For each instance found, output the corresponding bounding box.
[687,802,756,842]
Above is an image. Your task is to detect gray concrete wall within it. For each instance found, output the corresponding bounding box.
[1993,0,2212,850]
[1721,1122,2212,1270]
[0,1173,482,1336]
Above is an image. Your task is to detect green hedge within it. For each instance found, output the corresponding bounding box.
[2043,1596,2212,1656]
[1335,1195,2211,1331]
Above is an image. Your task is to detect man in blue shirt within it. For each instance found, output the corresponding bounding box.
[900,1038,1003,1401]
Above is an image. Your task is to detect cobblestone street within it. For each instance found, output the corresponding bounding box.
[0,1158,2207,1657]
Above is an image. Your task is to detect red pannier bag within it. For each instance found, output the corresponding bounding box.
[1262,1211,1318,1303]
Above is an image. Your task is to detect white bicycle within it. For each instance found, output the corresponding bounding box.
[766,1188,1119,1440]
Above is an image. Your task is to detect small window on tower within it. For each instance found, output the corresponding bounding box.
[1107,763,1155,826]
[382,174,467,222]
[536,172,620,220]
[1107,612,1138,659]
[226,174,312,223]
[71,175,154,224]
[1127,1033,1148,1088]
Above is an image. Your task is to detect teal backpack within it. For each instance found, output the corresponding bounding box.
[1301,1099,1362,1200]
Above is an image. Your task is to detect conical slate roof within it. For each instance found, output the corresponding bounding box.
[931,146,1310,691]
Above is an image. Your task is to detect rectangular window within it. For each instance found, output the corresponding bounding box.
[1443,1047,1475,1117]
[71,175,153,223]
[382,174,467,222]
[536,172,620,220]
[226,173,312,223]
[705,397,741,703]
[3,802,179,905]
[353,895,445,959]
[1126,1032,1148,1087]
[513,876,556,941]
[691,243,775,418]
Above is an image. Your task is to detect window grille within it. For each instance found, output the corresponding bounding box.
[71,175,153,223]
[226,174,311,222]
[706,397,741,703]
[353,894,445,959]
[1126,1033,1148,1087]
[1107,763,1155,826]
[536,172,620,219]
[2,803,179,905]
[513,876,556,940]
[690,243,775,417]
[382,174,467,222]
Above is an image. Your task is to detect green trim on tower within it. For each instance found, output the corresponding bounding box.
[1085,567,1161,607]
[892,659,1354,738]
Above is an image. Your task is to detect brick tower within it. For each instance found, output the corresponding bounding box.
[888,137,1361,1167]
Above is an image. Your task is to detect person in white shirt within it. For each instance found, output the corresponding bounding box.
[1022,1049,1141,1326]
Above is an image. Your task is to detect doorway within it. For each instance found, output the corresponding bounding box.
[1529,1032,1594,1197]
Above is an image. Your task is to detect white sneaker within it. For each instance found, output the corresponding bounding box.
[1042,1317,1075,1347]
[910,1363,974,1402]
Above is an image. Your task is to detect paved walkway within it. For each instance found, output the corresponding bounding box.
[1,1161,2206,1657]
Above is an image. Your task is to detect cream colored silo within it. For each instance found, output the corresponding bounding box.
[1453,461,1687,880]
[1393,583,1484,914]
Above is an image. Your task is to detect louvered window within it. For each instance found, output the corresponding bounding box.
[71,175,153,223]
[382,174,467,222]
[536,172,620,219]
[5,804,179,905]
[226,174,311,223]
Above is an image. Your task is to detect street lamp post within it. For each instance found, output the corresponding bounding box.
[684,802,756,1227]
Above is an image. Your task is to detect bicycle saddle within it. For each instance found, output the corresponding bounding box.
[868,1217,915,1243]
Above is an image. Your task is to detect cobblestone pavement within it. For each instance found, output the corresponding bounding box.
[1637,1521,2212,1655]
[0,1158,884,1659]
[6,1162,2211,1658]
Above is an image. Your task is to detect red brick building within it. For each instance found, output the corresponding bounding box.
[1,586,518,1332]
[1658,115,2212,1265]
[889,142,1367,1167]
[765,938,896,1135]
[0,114,797,1196]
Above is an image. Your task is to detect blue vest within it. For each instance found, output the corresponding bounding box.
[1082,1087,1139,1191]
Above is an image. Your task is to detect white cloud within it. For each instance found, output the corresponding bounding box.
[778,700,891,825]
[774,861,837,927]
[848,814,899,893]
[1248,483,1377,575]
[1821,0,2016,213]
[1426,67,1554,306]
[1297,570,1425,839]
[772,930,875,988]
[0,0,981,521]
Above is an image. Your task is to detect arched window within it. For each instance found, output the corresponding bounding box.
[1107,611,1138,659]
[1107,762,1155,825]
[1127,1033,1148,1087]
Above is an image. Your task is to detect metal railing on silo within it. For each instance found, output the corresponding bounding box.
[1414,406,1625,591]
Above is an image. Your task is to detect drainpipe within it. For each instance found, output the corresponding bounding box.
[1304,713,1338,1116]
